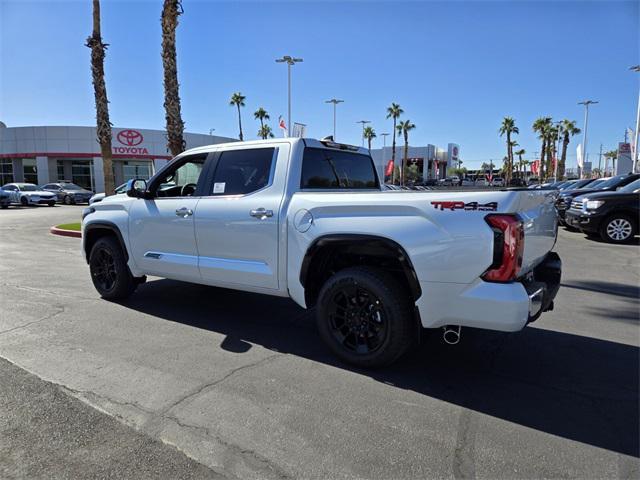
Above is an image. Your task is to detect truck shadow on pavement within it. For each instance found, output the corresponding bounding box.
[123,279,639,459]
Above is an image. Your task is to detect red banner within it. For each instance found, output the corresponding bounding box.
[385,160,394,177]
[531,160,540,175]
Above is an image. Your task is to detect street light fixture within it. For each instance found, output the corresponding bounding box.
[275,56,303,137]
[630,65,640,172]
[380,133,390,149]
[578,100,599,178]
[325,98,344,140]
[209,128,215,136]
[356,120,371,147]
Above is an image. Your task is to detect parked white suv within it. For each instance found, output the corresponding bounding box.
[82,138,561,367]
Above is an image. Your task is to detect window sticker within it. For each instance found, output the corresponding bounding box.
[213,182,226,194]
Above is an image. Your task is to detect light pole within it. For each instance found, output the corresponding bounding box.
[324,98,344,140]
[275,56,303,137]
[356,120,371,147]
[209,128,215,136]
[631,65,640,172]
[578,100,598,178]
[380,132,390,149]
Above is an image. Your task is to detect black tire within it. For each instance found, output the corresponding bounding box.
[599,213,637,244]
[48,201,55,207]
[89,236,137,300]
[63,195,73,205]
[316,266,416,368]
[20,196,28,206]
[1,204,8,209]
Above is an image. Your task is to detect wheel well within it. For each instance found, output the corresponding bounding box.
[300,235,421,307]
[84,224,128,263]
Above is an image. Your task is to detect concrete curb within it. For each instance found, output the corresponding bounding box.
[50,226,82,238]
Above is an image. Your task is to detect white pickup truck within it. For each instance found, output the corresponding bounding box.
[82,138,561,367]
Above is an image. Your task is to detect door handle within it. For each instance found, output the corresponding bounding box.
[175,207,193,218]
[250,208,273,219]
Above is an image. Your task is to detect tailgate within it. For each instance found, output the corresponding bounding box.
[512,190,558,274]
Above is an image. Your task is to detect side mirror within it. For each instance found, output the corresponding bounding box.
[126,178,148,198]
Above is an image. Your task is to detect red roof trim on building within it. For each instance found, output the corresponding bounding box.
[0,152,172,160]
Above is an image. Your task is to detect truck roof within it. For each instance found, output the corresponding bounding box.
[178,137,370,157]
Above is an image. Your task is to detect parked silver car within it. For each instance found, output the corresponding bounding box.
[41,182,94,205]
[1,183,56,206]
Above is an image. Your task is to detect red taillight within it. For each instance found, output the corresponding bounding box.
[482,214,525,282]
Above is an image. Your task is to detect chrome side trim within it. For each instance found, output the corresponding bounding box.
[199,256,272,275]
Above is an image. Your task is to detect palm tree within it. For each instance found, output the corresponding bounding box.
[514,148,526,178]
[509,140,519,180]
[498,117,519,185]
[396,120,416,186]
[547,125,560,178]
[258,124,274,140]
[254,107,270,130]
[558,119,581,180]
[386,103,403,184]
[86,0,115,196]
[230,92,246,141]
[533,117,552,182]
[604,149,618,174]
[363,126,377,151]
[161,0,186,157]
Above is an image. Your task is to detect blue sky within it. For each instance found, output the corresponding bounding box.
[1,0,638,169]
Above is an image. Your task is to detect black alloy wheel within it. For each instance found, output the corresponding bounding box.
[326,283,388,355]
[89,236,137,300]
[91,246,118,292]
[316,267,416,368]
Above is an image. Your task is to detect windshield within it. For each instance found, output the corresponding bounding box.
[60,183,82,190]
[582,179,606,189]
[20,184,37,191]
[595,175,627,189]
[566,179,593,190]
[618,178,640,193]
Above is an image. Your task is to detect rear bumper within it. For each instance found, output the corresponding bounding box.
[521,252,561,323]
[415,252,561,331]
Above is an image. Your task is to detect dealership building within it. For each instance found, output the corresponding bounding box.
[370,143,460,181]
[0,122,460,189]
[0,123,235,192]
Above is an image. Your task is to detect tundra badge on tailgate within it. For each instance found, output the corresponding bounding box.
[430,201,498,211]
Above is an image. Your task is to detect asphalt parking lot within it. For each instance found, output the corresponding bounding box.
[0,205,638,479]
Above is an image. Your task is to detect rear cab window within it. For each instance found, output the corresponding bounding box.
[300,147,379,190]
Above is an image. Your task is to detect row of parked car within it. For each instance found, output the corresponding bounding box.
[553,173,640,244]
[0,181,95,208]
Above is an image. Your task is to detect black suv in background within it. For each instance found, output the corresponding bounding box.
[556,174,640,225]
[565,178,640,243]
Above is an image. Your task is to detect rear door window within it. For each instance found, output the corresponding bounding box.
[301,148,379,189]
[210,148,276,195]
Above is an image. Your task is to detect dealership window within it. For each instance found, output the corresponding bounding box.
[23,158,37,184]
[0,159,13,184]
[56,160,65,181]
[122,161,153,182]
[71,160,93,190]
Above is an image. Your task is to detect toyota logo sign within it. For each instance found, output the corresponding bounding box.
[117,129,144,146]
